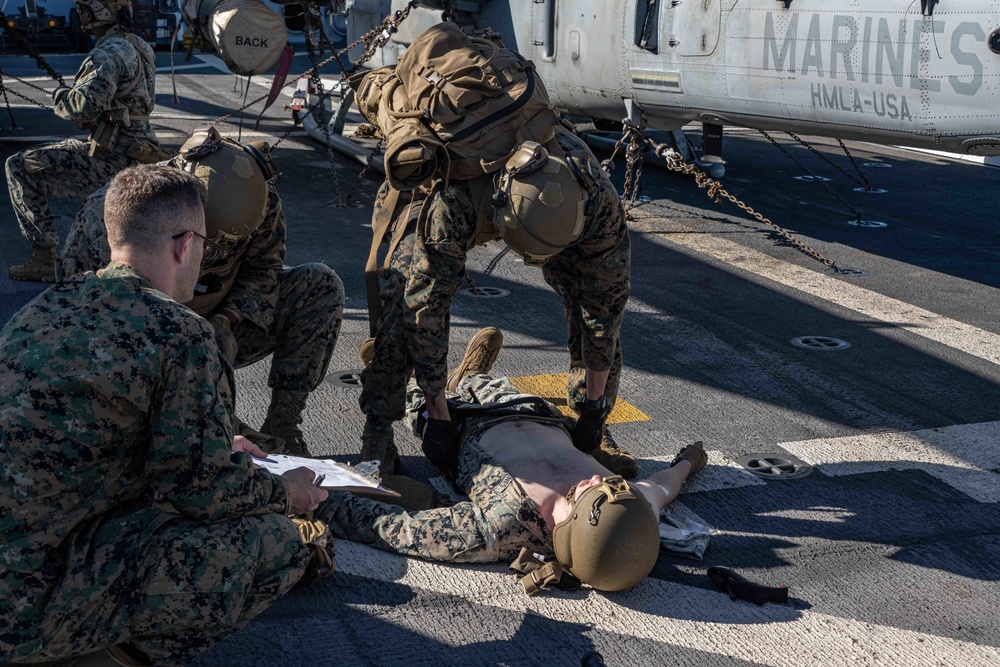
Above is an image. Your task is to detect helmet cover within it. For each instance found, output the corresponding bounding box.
[176,127,270,256]
[75,0,131,29]
[493,140,589,266]
[551,475,660,591]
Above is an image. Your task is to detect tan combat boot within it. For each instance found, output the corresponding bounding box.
[9,246,57,282]
[260,389,312,457]
[591,426,639,479]
[358,337,375,366]
[359,421,400,475]
[446,327,504,392]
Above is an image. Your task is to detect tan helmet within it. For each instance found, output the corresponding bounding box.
[551,475,660,591]
[491,140,592,266]
[75,0,130,29]
[175,127,271,257]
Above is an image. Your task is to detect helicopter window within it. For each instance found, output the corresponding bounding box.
[635,0,660,52]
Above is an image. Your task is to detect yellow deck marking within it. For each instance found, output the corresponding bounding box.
[508,373,650,425]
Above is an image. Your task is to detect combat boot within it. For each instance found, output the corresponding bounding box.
[591,426,639,479]
[292,514,336,587]
[358,337,375,367]
[9,246,56,282]
[446,327,503,392]
[260,389,312,457]
[360,421,401,475]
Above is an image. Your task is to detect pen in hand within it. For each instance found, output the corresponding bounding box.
[314,473,326,488]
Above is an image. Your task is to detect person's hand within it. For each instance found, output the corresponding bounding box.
[209,313,238,363]
[571,397,609,454]
[232,434,268,458]
[282,467,328,516]
[421,418,460,478]
[51,85,70,104]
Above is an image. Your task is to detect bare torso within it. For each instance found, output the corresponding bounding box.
[477,420,610,528]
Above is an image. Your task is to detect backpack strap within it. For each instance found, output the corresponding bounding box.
[117,33,155,100]
[365,185,403,337]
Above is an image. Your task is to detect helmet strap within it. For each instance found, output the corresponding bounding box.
[509,548,580,596]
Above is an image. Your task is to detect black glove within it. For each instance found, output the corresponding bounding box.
[422,418,460,478]
[572,396,609,454]
[208,313,238,363]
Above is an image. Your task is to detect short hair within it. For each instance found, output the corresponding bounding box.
[104,164,207,253]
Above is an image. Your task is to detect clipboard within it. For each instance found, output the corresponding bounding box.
[251,453,400,498]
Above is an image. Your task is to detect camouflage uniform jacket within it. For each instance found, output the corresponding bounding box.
[0,263,290,658]
[60,180,286,328]
[52,26,158,144]
[403,128,629,396]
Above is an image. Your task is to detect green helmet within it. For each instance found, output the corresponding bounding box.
[491,140,591,266]
[175,127,273,257]
[551,475,660,591]
[75,0,130,29]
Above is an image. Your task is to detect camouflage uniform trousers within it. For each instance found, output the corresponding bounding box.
[229,263,344,392]
[13,513,309,667]
[5,139,134,250]
[359,219,417,431]
[318,374,553,563]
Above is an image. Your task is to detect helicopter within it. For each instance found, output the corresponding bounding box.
[175,0,1000,177]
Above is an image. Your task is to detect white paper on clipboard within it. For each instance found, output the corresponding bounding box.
[251,454,399,497]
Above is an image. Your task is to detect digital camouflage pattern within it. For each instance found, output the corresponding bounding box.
[360,128,629,433]
[52,27,157,142]
[0,263,309,665]
[359,185,416,431]
[6,27,158,250]
[320,375,559,563]
[61,183,345,393]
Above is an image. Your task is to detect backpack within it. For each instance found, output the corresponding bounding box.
[352,21,559,189]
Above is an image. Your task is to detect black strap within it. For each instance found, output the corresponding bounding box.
[708,566,788,605]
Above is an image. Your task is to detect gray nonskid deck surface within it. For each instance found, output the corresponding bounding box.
[1,51,998,666]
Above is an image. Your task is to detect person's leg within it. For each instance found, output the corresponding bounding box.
[14,514,309,667]
[235,264,344,456]
[124,513,310,666]
[6,140,131,281]
[316,439,548,564]
[358,232,417,473]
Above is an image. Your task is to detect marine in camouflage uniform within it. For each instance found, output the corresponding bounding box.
[0,263,310,666]
[324,374,562,563]
[360,128,633,475]
[60,166,345,457]
[6,0,161,282]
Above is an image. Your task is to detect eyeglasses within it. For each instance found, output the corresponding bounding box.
[171,229,229,261]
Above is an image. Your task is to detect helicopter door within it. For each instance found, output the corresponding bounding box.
[672,0,722,56]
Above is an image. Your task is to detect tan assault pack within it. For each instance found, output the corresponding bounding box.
[351,21,559,190]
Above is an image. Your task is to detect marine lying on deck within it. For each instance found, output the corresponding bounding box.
[318,331,708,593]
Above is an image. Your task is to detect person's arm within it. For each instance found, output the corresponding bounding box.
[571,202,630,392]
[60,189,112,278]
[216,188,284,331]
[145,322,294,521]
[633,462,692,514]
[53,43,129,127]
[403,184,479,418]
